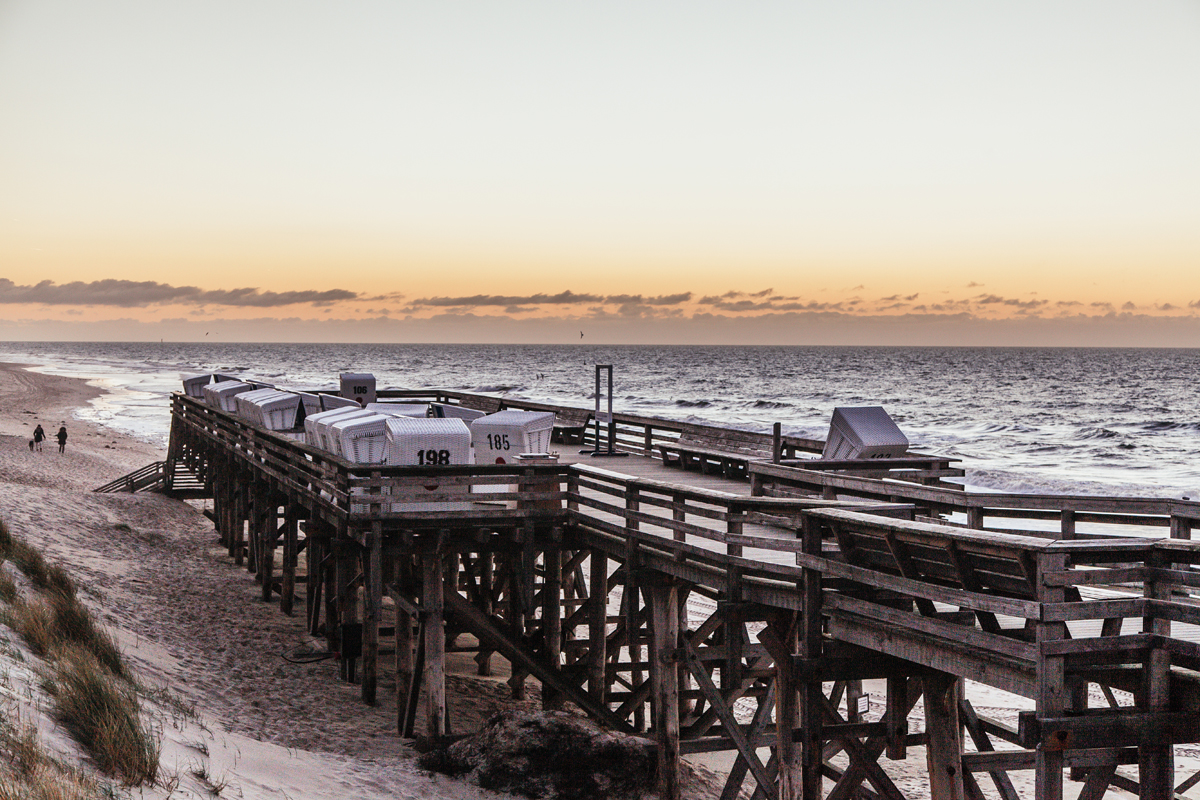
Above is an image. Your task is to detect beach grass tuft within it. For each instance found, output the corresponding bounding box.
[0,517,159,787]
[0,523,52,590]
[0,571,16,604]
[2,597,56,657]
[0,715,103,800]
[50,646,159,786]
[47,589,126,681]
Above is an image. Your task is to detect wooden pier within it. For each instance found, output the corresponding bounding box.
[158,389,1200,800]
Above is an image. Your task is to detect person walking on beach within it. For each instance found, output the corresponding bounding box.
[56,426,67,454]
[33,424,45,452]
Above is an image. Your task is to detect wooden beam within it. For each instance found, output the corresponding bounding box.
[422,550,447,737]
[923,671,965,800]
[441,582,634,733]
[649,582,683,800]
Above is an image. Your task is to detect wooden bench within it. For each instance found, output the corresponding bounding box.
[658,430,776,479]
[551,408,592,444]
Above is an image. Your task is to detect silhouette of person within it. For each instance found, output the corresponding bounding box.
[33,424,45,451]
[56,426,67,454]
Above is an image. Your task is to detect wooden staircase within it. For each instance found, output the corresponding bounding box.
[94,460,207,498]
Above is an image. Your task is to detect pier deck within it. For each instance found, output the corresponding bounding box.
[158,390,1200,800]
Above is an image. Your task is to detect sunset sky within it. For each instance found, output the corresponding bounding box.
[2,1,1198,345]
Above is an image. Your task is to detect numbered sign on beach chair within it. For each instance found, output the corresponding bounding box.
[384,417,473,511]
[470,410,556,464]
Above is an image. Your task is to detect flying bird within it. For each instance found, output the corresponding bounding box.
[580,331,584,339]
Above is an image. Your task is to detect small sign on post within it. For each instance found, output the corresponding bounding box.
[581,365,627,458]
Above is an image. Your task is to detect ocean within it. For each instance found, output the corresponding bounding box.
[3,342,1198,500]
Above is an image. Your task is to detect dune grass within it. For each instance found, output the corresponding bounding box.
[0,517,159,786]
[0,715,102,800]
[46,646,159,785]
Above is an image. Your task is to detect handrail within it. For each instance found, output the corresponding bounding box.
[564,467,1200,689]
[94,460,165,493]
[750,459,1200,539]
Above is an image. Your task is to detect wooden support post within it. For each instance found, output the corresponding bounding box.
[362,521,383,705]
[846,679,864,723]
[769,612,801,800]
[1036,551,1068,800]
[395,562,415,735]
[259,499,277,600]
[422,548,448,738]
[886,676,909,760]
[214,479,228,546]
[322,536,339,642]
[588,549,608,703]
[677,586,693,717]
[280,509,298,615]
[567,470,579,513]
[773,421,782,464]
[966,507,984,530]
[725,570,745,693]
[336,543,358,682]
[476,552,494,675]
[1170,515,1193,540]
[542,544,564,710]
[626,540,645,731]
[923,671,965,800]
[1060,509,1076,539]
[726,503,744,558]
[799,513,824,800]
[247,486,261,576]
[305,526,323,635]
[648,580,681,800]
[1140,548,1174,800]
[673,491,686,546]
[231,482,247,564]
[508,549,529,700]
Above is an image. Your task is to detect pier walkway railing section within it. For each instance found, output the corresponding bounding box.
[161,391,1200,800]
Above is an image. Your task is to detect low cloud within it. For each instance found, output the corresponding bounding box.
[410,291,692,308]
[0,278,357,307]
[975,294,1047,310]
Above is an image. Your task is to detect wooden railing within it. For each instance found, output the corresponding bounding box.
[171,393,569,528]
[751,460,1200,541]
[94,460,165,493]
[560,467,1200,704]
